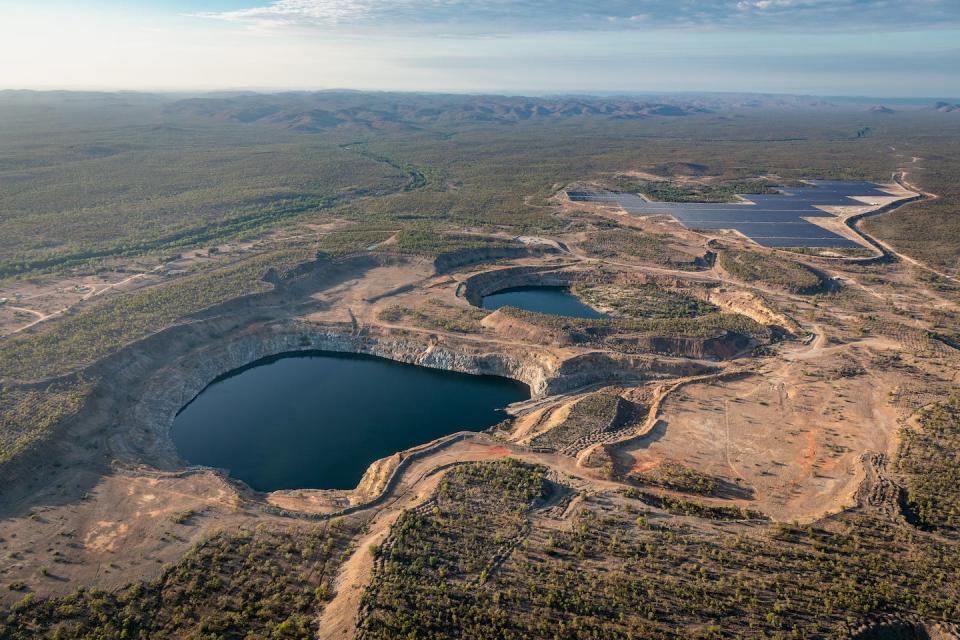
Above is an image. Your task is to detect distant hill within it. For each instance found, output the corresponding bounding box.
[868,105,894,113]
[934,101,960,112]
[163,92,716,132]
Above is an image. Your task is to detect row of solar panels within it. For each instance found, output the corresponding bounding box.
[564,183,886,248]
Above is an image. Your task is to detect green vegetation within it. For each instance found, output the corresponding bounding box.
[315,226,397,255]
[7,92,945,287]
[0,379,93,463]
[0,523,353,639]
[530,393,628,451]
[0,194,335,280]
[0,247,314,381]
[359,459,547,638]
[621,487,765,520]
[613,176,780,203]
[390,229,521,257]
[378,300,488,334]
[859,317,948,358]
[626,461,728,497]
[341,142,434,192]
[575,283,718,319]
[783,246,876,258]
[500,306,769,341]
[353,459,960,639]
[898,398,960,534]
[865,167,960,276]
[578,228,705,269]
[0,91,935,387]
[1,92,959,639]
[718,248,825,294]
[0,130,401,280]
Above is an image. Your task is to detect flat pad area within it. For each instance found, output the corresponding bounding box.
[568,181,896,248]
[616,349,899,521]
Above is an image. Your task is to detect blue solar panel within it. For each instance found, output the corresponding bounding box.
[567,181,895,249]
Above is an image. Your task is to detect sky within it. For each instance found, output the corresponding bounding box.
[0,0,958,97]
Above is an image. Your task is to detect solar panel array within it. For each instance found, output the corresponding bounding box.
[569,181,895,248]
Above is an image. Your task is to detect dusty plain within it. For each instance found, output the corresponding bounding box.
[2,145,959,637]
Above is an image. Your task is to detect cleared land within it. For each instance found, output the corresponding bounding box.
[1,93,960,638]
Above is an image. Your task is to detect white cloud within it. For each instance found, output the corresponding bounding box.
[193,0,960,33]
[193,0,474,30]
[738,0,801,9]
[198,0,386,25]
[1,4,957,94]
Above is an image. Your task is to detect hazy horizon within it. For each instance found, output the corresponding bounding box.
[1,1,958,97]
[0,87,957,103]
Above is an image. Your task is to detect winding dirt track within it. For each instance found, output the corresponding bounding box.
[310,319,856,635]
[313,435,629,636]
[2,171,956,631]
[849,172,958,284]
[309,184,960,636]
[2,267,164,337]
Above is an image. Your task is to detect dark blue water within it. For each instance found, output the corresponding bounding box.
[481,286,606,319]
[569,181,899,248]
[171,352,529,491]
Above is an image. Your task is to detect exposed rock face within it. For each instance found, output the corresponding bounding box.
[547,350,711,392]
[458,265,580,305]
[0,248,717,493]
[460,265,769,359]
[353,452,402,503]
[705,288,802,336]
[600,331,754,360]
[481,308,757,361]
[123,319,715,469]
[124,321,536,464]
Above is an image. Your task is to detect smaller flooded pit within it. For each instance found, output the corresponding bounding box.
[480,286,606,319]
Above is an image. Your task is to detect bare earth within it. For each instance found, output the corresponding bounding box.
[2,176,958,640]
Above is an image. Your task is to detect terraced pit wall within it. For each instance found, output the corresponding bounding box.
[457,265,584,306]
[0,252,714,489]
[114,317,715,472]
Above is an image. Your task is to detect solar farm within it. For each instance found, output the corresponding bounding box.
[568,181,900,248]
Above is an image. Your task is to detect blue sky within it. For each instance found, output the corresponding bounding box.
[1,0,958,96]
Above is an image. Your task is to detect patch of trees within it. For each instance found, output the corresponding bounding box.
[613,176,780,203]
[0,134,400,280]
[0,522,354,639]
[578,228,705,269]
[620,487,766,520]
[575,283,718,319]
[0,247,314,381]
[500,306,770,341]
[0,195,336,280]
[377,300,487,334]
[359,459,547,638]
[0,379,92,464]
[390,228,521,257]
[718,248,825,294]
[357,460,960,638]
[626,461,742,498]
[898,397,960,534]
[530,393,627,450]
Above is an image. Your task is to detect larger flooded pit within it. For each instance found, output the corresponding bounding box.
[171,351,529,491]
